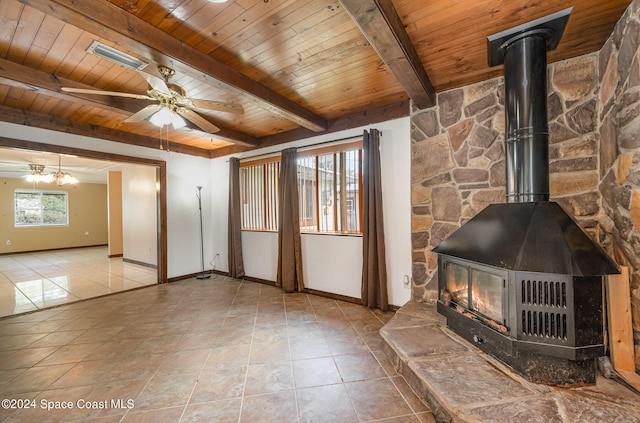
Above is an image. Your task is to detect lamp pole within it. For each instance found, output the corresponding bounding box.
[196,186,210,279]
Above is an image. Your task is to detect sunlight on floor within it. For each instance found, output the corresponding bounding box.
[0,246,157,318]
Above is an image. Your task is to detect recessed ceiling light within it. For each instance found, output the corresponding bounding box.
[86,41,148,71]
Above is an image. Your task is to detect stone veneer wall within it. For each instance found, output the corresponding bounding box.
[410,0,640,371]
[598,0,640,370]
[411,54,602,298]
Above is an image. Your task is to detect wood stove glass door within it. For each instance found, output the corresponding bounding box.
[445,261,469,308]
[470,269,504,323]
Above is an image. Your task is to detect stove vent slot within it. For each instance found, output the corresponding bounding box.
[522,310,567,339]
[521,279,567,307]
[518,276,571,343]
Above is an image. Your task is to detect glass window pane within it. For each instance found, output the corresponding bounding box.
[318,154,334,232]
[15,190,68,226]
[42,193,67,224]
[344,149,360,233]
[15,192,42,226]
[297,156,317,231]
[240,162,279,231]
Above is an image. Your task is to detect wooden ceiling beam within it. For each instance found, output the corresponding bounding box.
[339,0,436,109]
[0,58,259,148]
[254,100,410,151]
[23,0,327,133]
[0,58,146,115]
[0,104,212,158]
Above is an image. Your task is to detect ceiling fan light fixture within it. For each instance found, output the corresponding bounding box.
[86,41,148,71]
[150,107,173,127]
[150,107,186,129]
[170,113,187,129]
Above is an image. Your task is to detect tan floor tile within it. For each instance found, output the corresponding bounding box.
[346,378,414,421]
[155,348,210,375]
[0,346,59,370]
[334,351,388,382]
[37,342,104,366]
[239,391,298,423]
[0,333,47,351]
[203,343,251,371]
[81,338,144,361]
[325,333,370,356]
[0,363,75,396]
[189,367,247,403]
[244,362,294,396]
[292,357,342,388]
[134,372,199,411]
[297,384,358,423]
[182,399,242,423]
[0,264,439,422]
[289,336,332,360]
[249,339,291,364]
[121,406,186,422]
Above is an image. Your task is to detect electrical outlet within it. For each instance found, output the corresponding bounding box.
[403,274,411,289]
[6,240,11,246]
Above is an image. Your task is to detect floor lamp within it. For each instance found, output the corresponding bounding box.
[196,186,211,279]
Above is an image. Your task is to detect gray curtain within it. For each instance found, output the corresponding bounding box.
[362,129,388,310]
[277,147,304,292]
[228,157,245,278]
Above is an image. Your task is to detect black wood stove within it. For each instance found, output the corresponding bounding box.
[433,9,619,386]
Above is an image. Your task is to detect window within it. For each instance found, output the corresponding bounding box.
[297,141,362,234]
[15,190,69,226]
[240,158,279,231]
[239,141,363,234]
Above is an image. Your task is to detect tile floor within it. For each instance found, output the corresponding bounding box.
[0,247,157,318]
[0,275,436,422]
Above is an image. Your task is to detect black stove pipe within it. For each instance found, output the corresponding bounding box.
[503,31,550,203]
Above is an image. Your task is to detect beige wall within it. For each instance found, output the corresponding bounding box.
[107,171,123,257]
[0,178,108,254]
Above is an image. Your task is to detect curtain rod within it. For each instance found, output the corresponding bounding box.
[233,134,364,163]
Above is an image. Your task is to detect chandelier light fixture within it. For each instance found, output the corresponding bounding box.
[26,164,52,183]
[25,156,78,185]
[51,156,78,186]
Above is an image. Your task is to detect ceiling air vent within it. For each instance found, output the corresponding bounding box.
[86,41,148,71]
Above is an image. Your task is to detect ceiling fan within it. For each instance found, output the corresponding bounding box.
[61,65,244,134]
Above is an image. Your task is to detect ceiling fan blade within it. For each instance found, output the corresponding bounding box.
[138,71,170,93]
[176,108,220,133]
[124,105,162,123]
[61,87,152,100]
[187,99,244,114]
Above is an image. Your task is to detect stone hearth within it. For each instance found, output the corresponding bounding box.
[381,301,640,422]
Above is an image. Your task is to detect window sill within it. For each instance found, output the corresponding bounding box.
[300,231,362,238]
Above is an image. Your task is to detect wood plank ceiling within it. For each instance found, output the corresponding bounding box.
[0,0,632,159]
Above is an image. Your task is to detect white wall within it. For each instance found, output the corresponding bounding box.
[122,165,157,266]
[211,117,412,307]
[0,122,212,279]
[1,117,412,306]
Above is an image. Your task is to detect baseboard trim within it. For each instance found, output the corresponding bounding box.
[0,244,108,256]
[122,257,157,269]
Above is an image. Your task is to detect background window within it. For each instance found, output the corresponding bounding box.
[240,159,279,231]
[15,190,68,226]
[297,142,362,234]
[238,141,362,234]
